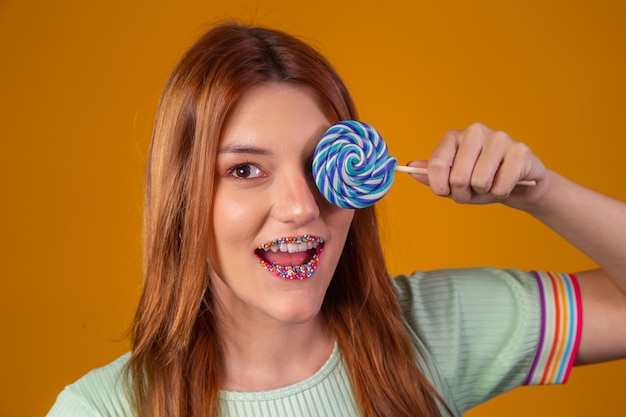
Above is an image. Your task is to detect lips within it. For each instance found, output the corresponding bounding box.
[255,235,324,280]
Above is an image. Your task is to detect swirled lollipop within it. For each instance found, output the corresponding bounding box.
[313,120,535,209]
[312,121,406,209]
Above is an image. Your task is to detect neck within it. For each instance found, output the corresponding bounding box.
[218,311,335,392]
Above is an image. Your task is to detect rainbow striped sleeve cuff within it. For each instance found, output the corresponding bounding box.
[524,271,582,385]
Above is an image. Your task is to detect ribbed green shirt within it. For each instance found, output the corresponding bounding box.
[46,267,581,416]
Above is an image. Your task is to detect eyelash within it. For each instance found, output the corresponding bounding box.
[223,157,314,181]
[226,162,264,180]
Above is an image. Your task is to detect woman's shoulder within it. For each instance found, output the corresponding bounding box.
[391,267,542,413]
[46,353,134,417]
[391,267,581,413]
[392,266,539,311]
[390,266,541,359]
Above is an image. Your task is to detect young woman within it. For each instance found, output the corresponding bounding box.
[47,22,626,417]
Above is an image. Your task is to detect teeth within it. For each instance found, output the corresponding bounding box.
[259,235,323,253]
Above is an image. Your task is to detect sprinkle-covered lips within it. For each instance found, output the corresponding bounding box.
[255,235,324,280]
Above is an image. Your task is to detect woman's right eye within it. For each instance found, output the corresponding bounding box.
[228,163,263,179]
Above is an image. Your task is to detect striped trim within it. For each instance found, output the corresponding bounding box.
[524,271,582,385]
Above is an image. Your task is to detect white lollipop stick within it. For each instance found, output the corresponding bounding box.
[394,165,536,187]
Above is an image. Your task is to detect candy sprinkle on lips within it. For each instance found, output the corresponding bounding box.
[255,235,324,280]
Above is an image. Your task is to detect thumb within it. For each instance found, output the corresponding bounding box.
[406,160,430,185]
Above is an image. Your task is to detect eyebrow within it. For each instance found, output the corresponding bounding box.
[217,144,274,155]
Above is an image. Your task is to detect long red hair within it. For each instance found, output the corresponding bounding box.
[127,22,445,417]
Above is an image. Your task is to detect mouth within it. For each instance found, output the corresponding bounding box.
[254,235,324,280]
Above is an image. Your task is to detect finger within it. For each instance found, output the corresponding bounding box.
[407,160,430,185]
[447,126,489,203]
[490,142,535,199]
[427,129,461,197]
[470,129,512,195]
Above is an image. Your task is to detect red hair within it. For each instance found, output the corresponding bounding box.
[127,22,445,417]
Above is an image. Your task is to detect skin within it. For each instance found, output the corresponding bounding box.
[210,83,626,391]
[210,82,354,390]
[408,123,626,365]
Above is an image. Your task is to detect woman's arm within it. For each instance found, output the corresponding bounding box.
[522,173,626,364]
[409,122,626,365]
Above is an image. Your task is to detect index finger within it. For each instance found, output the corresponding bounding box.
[427,129,461,196]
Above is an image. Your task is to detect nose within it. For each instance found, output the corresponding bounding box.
[271,171,321,225]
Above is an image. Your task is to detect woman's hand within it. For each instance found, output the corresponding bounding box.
[408,122,548,207]
[410,122,626,364]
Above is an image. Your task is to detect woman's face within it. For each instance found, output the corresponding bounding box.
[210,82,354,326]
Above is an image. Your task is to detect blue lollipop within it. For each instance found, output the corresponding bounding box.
[313,120,536,209]
[312,121,406,209]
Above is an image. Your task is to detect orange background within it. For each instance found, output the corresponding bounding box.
[1,1,625,416]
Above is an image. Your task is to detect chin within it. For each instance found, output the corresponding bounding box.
[267,299,324,324]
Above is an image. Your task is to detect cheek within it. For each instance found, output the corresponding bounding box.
[212,189,267,244]
[329,208,355,236]
[321,207,354,257]
[214,197,246,224]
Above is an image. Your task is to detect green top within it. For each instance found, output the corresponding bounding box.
[46,267,581,416]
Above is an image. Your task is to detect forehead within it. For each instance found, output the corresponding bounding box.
[220,82,333,146]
